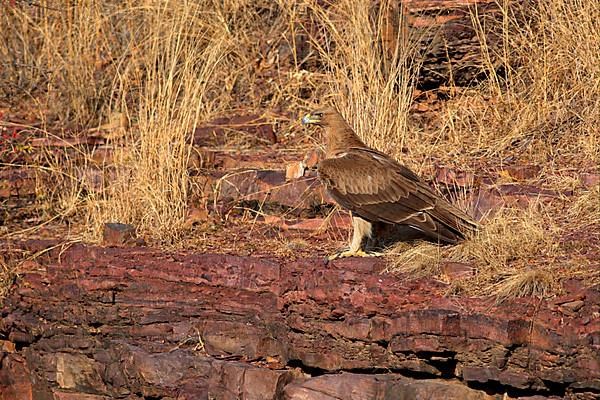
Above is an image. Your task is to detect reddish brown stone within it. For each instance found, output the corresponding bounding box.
[581,173,600,189]
[216,169,328,210]
[502,165,542,181]
[302,150,322,169]
[441,262,475,281]
[52,393,109,400]
[0,241,598,398]
[435,166,476,187]
[101,223,141,247]
[283,373,495,400]
[285,214,351,231]
[286,161,305,181]
[0,169,36,198]
[194,114,277,146]
[0,354,33,400]
[184,206,209,228]
[0,340,15,353]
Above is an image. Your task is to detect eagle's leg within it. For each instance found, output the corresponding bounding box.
[328,215,383,260]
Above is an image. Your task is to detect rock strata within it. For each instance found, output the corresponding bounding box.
[1,241,598,399]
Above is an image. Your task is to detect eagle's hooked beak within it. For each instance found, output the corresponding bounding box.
[301,112,321,125]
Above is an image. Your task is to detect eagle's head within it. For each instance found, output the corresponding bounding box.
[301,106,340,127]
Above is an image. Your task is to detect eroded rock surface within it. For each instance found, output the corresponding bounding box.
[1,241,598,399]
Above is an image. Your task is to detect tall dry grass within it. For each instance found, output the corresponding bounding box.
[382,0,600,300]
[1,0,598,297]
[434,0,600,168]
[301,0,423,157]
[1,1,234,243]
[86,2,230,243]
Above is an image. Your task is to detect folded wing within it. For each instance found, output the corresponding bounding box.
[318,148,477,244]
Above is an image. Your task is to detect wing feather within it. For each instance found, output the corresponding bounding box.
[318,148,477,243]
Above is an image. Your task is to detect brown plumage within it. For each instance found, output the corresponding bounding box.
[302,106,477,259]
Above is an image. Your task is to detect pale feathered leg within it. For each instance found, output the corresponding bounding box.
[328,214,383,260]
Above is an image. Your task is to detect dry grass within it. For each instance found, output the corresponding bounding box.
[1,0,599,299]
[84,1,230,243]
[386,193,598,301]
[430,0,600,168]
[302,0,423,157]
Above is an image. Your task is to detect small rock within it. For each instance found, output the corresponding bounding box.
[435,166,475,187]
[441,262,475,281]
[286,161,305,181]
[502,165,542,181]
[102,223,142,247]
[302,150,322,169]
[560,300,584,313]
[0,340,15,353]
[581,173,600,189]
[184,207,209,228]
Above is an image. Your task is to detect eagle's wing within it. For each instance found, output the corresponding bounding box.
[318,148,477,244]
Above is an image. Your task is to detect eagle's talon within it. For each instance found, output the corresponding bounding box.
[328,249,383,260]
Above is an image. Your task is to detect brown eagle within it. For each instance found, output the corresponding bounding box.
[302,106,477,260]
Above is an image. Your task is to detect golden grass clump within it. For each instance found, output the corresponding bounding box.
[86,2,231,244]
[385,202,565,301]
[304,0,422,158]
[431,0,600,168]
[448,205,559,271]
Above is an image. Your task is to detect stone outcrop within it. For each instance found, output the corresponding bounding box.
[1,240,598,399]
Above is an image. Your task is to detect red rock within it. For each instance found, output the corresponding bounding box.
[184,207,209,228]
[302,150,322,169]
[285,215,351,232]
[502,165,542,181]
[194,114,277,146]
[559,300,585,313]
[0,169,36,198]
[101,223,141,246]
[0,340,15,353]
[53,353,107,392]
[52,393,109,400]
[0,354,33,400]
[216,169,328,211]
[435,166,476,187]
[441,262,475,281]
[1,242,598,397]
[581,173,600,189]
[283,373,495,400]
[286,161,305,181]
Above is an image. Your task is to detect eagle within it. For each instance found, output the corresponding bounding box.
[302,106,477,260]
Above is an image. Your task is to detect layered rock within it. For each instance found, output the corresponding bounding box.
[1,241,598,399]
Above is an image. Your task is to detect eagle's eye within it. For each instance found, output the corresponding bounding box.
[314,112,323,117]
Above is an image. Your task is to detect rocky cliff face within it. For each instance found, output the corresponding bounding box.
[1,241,598,399]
